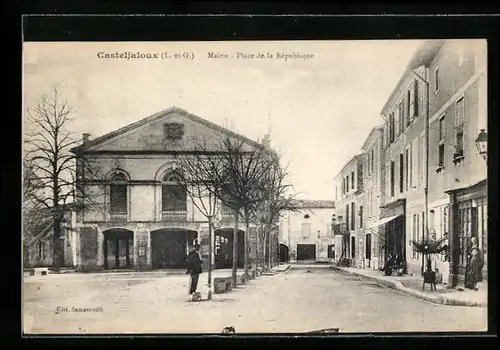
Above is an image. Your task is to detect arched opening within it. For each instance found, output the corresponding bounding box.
[279,244,289,263]
[214,228,245,269]
[161,171,187,221]
[150,228,197,269]
[103,228,134,270]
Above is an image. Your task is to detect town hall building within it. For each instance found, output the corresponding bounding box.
[70,106,267,272]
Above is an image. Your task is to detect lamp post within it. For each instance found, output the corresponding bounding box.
[475,129,488,162]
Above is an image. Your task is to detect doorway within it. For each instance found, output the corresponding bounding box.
[150,229,197,269]
[103,229,134,270]
[297,244,316,261]
[279,244,289,263]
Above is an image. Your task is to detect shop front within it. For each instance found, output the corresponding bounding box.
[374,198,407,274]
[446,179,487,287]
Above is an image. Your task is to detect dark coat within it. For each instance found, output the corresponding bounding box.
[186,251,203,275]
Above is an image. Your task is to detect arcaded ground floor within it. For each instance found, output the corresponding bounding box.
[74,222,250,271]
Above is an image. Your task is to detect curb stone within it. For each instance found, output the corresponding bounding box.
[329,266,486,308]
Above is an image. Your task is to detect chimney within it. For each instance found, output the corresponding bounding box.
[262,134,271,148]
[82,133,91,144]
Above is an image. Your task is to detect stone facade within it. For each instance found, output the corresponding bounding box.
[331,39,488,285]
[70,107,264,272]
[279,200,336,263]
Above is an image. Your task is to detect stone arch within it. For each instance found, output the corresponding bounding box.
[154,161,180,182]
[102,228,134,270]
[150,228,198,269]
[106,168,131,182]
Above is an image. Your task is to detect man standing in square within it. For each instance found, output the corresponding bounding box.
[186,243,203,300]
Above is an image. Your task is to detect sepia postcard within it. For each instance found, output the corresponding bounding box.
[22,39,488,335]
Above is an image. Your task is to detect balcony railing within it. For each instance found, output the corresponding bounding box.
[110,212,127,221]
[162,210,188,221]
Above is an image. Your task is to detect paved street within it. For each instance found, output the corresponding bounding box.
[23,266,487,334]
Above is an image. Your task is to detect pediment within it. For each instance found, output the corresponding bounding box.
[78,108,260,154]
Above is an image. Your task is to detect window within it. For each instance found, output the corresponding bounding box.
[399,153,404,193]
[413,80,419,117]
[390,161,395,197]
[412,214,417,259]
[395,110,400,137]
[389,113,395,143]
[415,214,420,260]
[405,92,410,127]
[301,223,311,238]
[398,103,404,134]
[162,172,187,213]
[346,176,349,193]
[457,201,473,268]
[434,68,440,93]
[359,205,363,229]
[304,214,310,219]
[371,149,375,173]
[439,114,446,141]
[37,241,45,260]
[351,171,355,189]
[351,236,356,259]
[438,144,445,167]
[109,172,128,220]
[409,142,413,188]
[345,205,349,232]
[351,202,355,231]
[405,149,410,191]
[455,97,465,155]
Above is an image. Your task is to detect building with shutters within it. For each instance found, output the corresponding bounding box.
[69,106,271,272]
[361,125,385,271]
[332,155,364,267]
[331,39,488,288]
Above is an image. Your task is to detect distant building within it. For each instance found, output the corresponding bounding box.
[279,200,336,263]
[23,208,76,269]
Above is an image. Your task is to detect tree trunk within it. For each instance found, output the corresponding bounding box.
[52,219,62,272]
[208,218,213,297]
[256,226,260,272]
[232,210,239,288]
[244,215,249,275]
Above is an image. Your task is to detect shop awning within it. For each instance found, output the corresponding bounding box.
[367,214,402,229]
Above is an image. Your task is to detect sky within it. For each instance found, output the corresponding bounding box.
[23,40,425,200]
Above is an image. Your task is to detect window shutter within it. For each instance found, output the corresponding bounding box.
[409,85,415,121]
[413,80,419,117]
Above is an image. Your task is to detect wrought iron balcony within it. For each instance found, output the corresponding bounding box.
[162,210,188,221]
[110,212,127,221]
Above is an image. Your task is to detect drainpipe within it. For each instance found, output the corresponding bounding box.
[410,68,430,276]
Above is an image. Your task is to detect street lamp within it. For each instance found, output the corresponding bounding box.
[475,129,488,161]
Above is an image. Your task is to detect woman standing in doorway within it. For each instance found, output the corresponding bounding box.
[465,237,484,290]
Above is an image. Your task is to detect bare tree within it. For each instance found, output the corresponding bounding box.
[24,89,103,271]
[252,160,300,270]
[176,132,276,287]
[172,152,227,298]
